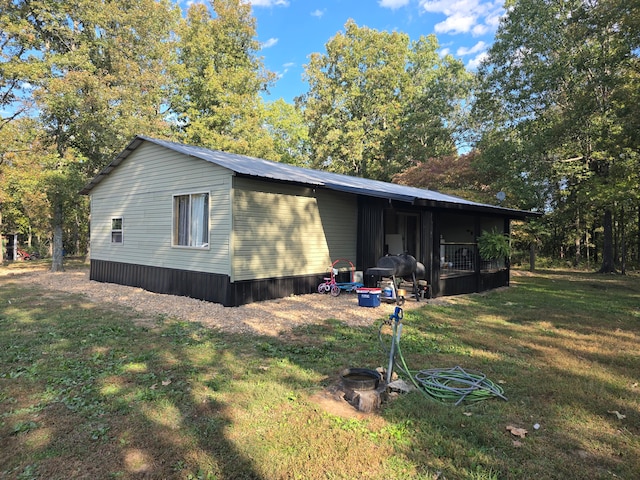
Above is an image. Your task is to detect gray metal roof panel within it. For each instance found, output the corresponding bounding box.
[80,136,539,218]
[138,137,489,206]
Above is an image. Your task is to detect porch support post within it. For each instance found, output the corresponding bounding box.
[474,216,481,292]
[504,217,511,286]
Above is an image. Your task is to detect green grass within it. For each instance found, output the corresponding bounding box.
[1,265,639,479]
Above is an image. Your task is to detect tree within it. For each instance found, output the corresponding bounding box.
[392,151,494,204]
[34,0,179,173]
[299,20,409,181]
[173,0,276,158]
[475,0,640,272]
[396,36,472,164]
[0,1,45,133]
[261,99,310,166]
[5,0,180,270]
[299,20,471,182]
[0,119,50,253]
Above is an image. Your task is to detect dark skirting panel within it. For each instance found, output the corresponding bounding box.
[438,269,509,297]
[438,273,478,297]
[479,269,510,291]
[90,259,323,307]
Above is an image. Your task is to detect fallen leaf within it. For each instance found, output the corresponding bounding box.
[506,425,528,438]
[512,440,523,447]
[463,412,473,417]
[150,383,157,390]
[162,379,172,386]
[608,410,626,420]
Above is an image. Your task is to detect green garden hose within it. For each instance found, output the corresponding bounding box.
[413,366,507,405]
[378,312,507,405]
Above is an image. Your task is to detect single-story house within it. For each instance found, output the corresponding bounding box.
[80,136,539,307]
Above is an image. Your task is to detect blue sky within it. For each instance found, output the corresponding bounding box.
[232,0,505,103]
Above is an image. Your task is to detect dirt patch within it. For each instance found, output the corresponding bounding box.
[510,269,535,277]
[308,386,368,419]
[7,266,430,336]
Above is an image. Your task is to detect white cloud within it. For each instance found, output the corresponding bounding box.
[249,0,289,7]
[379,0,410,9]
[311,9,325,18]
[420,0,504,36]
[456,40,487,56]
[472,23,489,36]
[485,10,503,28]
[439,47,451,57]
[434,12,476,34]
[262,37,278,48]
[275,62,296,80]
[467,51,488,70]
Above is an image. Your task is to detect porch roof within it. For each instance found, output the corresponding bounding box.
[81,136,540,219]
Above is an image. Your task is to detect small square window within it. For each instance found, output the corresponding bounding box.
[111,217,123,244]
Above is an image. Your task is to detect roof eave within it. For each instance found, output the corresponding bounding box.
[414,198,542,219]
[79,136,145,195]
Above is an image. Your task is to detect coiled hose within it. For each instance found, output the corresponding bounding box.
[378,318,507,405]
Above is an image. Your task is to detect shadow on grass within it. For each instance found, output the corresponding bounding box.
[1,268,639,479]
[376,273,640,479]
[0,278,265,479]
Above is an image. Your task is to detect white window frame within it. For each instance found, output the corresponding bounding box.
[172,192,210,249]
[111,217,124,244]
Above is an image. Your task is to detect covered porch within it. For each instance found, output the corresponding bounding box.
[357,198,522,299]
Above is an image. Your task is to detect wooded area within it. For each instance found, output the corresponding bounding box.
[1,0,638,273]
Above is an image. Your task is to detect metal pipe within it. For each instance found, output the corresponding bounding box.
[386,307,403,384]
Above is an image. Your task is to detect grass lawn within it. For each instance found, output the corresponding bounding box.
[1,263,638,479]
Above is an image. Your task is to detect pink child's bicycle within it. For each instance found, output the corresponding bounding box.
[317,258,363,297]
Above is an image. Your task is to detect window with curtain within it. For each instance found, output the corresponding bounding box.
[173,193,209,247]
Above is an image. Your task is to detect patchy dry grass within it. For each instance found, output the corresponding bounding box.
[1,264,638,479]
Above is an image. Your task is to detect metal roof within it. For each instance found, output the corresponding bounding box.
[80,136,539,218]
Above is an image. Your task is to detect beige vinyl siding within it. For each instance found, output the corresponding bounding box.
[232,178,357,281]
[89,142,232,275]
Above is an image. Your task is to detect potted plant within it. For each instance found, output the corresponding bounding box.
[477,228,510,269]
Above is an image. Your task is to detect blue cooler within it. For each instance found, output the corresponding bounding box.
[356,288,381,307]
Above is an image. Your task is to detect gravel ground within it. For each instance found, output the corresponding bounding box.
[7,266,430,336]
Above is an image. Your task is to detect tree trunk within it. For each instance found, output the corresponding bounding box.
[637,204,640,264]
[574,207,581,266]
[598,209,615,273]
[529,243,536,272]
[51,199,65,272]
[0,212,3,262]
[620,206,626,275]
[585,231,590,270]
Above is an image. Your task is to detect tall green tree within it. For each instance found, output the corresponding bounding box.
[0,1,44,133]
[173,0,276,158]
[397,36,472,164]
[475,0,640,272]
[0,120,50,251]
[4,0,179,270]
[34,0,179,174]
[262,99,310,166]
[299,20,409,181]
[299,20,470,182]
